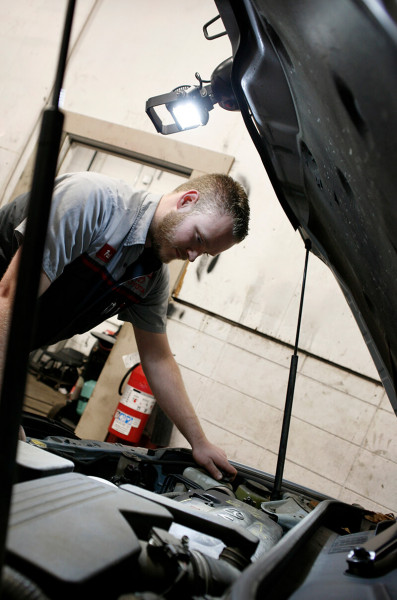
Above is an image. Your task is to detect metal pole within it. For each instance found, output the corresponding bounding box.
[271,240,311,500]
[0,0,76,585]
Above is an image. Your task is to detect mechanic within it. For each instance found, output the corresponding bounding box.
[0,171,249,480]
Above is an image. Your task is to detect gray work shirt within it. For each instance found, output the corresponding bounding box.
[1,171,170,348]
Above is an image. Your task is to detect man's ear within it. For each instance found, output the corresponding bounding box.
[176,190,200,211]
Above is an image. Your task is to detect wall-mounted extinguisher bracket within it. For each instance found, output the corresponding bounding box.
[108,363,156,444]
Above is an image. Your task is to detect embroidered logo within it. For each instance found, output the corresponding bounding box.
[96,244,116,263]
[124,273,154,296]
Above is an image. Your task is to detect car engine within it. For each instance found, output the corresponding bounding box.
[3,419,395,600]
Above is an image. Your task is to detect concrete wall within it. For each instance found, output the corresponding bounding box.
[1,0,396,514]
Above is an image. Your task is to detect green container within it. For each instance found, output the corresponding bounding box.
[76,380,96,416]
[235,480,271,508]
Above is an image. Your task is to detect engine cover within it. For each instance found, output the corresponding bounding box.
[6,472,173,599]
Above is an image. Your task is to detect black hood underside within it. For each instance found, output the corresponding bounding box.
[215,0,397,410]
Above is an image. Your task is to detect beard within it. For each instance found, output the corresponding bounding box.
[150,211,187,263]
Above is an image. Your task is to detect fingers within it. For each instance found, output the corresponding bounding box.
[211,448,238,480]
[193,443,237,481]
[207,461,223,481]
[206,460,237,482]
[193,451,222,480]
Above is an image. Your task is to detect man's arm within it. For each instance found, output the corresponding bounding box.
[0,249,22,378]
[0,246,50,379]
[133,325,237,481]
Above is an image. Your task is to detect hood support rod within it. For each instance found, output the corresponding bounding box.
[271,239,311,501]
[0,0,76,585]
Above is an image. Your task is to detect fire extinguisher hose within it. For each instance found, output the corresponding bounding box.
[118,363,140,396]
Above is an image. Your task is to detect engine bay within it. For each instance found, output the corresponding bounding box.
[3,419,396,600]
[1,1,397,599]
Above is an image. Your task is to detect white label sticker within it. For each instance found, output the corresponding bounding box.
[120,386,155,414]
[122,352,140,369]
[112,410,141,434]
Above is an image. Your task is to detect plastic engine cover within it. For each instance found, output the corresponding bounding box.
[6,472,173,599]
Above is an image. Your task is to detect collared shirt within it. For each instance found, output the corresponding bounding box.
[3,171,170,348]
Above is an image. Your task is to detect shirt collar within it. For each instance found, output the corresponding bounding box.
[125,191,162,246]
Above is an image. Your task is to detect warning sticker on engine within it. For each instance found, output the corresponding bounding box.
[120,387,156,414]
[112,410,141,435]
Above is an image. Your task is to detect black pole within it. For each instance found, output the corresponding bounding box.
[0,0,76,586]
[271,240,311,500]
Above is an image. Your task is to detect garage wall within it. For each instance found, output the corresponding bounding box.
[1,0,396,514]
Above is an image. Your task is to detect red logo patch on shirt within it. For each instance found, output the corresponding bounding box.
[96,244,116,263]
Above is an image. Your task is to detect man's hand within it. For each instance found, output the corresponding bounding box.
[192,439,237,482]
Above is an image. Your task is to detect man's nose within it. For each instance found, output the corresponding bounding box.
[187,249,200,262]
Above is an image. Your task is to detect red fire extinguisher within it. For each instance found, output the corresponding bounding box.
[108,363,156,444]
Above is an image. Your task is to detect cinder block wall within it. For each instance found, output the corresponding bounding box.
[167,304,396,514]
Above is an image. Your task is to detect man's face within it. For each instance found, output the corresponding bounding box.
[151,209,236,264]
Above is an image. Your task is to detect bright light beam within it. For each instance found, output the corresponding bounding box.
[172,101,203,129]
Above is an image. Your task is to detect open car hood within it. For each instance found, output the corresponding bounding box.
[214,0,397,410]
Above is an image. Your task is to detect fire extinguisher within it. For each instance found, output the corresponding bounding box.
[108,363,156,444]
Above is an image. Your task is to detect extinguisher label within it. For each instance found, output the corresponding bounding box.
[112,410,141,435]
[120,386,156,414]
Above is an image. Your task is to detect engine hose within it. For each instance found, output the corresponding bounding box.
[189,549,241,596]
[1,566,51,600]
[136,541,241,597]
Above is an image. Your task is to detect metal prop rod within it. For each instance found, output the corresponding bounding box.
[271,240,311,501]
[0,0,76,581]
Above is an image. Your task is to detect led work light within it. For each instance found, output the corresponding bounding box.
[145,58,239,135]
